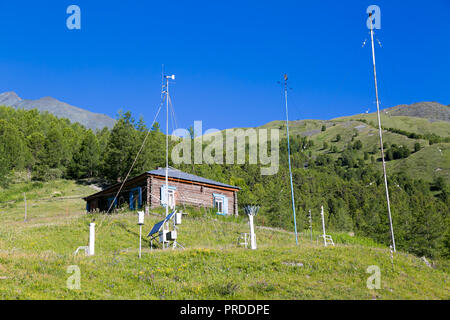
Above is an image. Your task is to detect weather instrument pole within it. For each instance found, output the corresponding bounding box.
[138,211,144,258]
[139,225,142,258]
[244,205,260,250]
[165,75,169,221]
[164,75,175,224]
[367,12,396,252]
[283,74,299,245]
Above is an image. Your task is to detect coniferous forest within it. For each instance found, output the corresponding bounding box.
[0,105,448,259]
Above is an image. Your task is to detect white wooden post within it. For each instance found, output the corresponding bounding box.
[321,206,327,247]
[89,223,95,255]
[249,215,257,250]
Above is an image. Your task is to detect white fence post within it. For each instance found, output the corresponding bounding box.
[89,223,95,256]
[249,214,257,250]
[321,206,327,247]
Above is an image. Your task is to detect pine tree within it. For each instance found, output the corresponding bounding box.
[44,127,64,168]
[102,111,140,182]
[0,120,28,171]
[26,132,47,177]
[69,130,100,178]
[353,140,363,150]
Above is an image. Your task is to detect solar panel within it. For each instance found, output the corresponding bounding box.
[147,210,176,237]
[164,210,176,222]
[147,220,164,237]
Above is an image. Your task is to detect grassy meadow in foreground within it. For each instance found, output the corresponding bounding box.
[0,180,448,299]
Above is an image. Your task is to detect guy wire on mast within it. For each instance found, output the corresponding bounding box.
[96,68,168,232]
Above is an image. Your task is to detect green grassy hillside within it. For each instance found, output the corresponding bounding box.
[339,112,449,138]
[0,180,448,299]
[258,109,450,183]
[387,143,450,182]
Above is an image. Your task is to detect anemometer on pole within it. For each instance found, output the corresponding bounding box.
[146,73,185,251]
[364,6,396,252]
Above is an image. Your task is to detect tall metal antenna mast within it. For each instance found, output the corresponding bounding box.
[283,74,299,245]
[368,12,396,252]
[164,74,175,226]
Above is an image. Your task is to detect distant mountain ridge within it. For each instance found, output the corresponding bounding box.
[383,102,449,122]
[1,91,448,131]
[0,91,115,131]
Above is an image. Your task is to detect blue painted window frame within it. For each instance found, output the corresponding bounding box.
[213,193,226,215]
[129,187,142,210]
[107,197,117,209]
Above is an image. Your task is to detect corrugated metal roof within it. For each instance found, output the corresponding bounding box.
[148,167,240,190]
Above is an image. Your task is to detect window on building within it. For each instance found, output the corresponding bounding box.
[214,197,223,213]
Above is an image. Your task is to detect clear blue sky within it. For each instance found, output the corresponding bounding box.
[0,0,448,132]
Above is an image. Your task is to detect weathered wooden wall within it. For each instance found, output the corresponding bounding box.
[86,173,239,215]
[150,176,237,215]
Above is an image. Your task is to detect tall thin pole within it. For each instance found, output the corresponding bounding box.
[163,74,171,239]
[368,13,396,252]
[165,76,169,221]
[139,224,142,259]
[283,74,298,245]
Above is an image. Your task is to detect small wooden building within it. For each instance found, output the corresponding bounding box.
[83,168,240,215]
